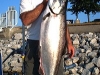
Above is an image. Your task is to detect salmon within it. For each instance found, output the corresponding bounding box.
[40,0,67,75]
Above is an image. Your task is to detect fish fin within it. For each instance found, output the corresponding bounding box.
[39,57,45,75]
[43,13,50,20]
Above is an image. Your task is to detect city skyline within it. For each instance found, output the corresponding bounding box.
[0,0,100,26]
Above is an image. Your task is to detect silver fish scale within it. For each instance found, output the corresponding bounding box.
[40,0,66,75]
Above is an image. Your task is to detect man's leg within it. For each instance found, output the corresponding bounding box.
[32,41,40,75]
[24,39,40,75]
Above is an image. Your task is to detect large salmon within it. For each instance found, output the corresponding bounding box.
[40,0,67,75]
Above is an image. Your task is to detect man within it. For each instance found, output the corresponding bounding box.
[19,0,75,75]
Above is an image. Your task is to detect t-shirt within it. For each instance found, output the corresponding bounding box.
[20,0,44,40]
[20,0,53,40]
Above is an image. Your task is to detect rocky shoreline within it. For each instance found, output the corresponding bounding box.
[0,32,100,75]
[64,32,100,75]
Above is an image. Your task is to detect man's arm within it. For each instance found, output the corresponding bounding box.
[20,0,48,26]
[66,27,75,58]
[66,27,72,44]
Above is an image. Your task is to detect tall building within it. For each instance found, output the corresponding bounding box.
[0,6,17,29]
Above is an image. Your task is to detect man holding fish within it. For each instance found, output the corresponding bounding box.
[19,0,75,75]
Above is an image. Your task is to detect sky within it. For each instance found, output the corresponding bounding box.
[0,0,100,26]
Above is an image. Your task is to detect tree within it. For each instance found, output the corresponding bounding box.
[68,0,100,22]
[68,0,84,20]
[82,0,100,22]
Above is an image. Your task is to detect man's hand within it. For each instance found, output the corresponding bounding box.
[42,0,48,12]
[43,0,48,2]
[43,0,48,5]
[67,43,75,58]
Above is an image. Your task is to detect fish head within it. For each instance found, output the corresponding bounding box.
[49,0,66,14]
